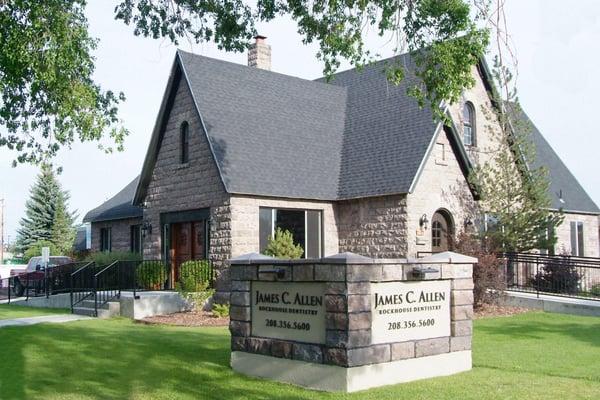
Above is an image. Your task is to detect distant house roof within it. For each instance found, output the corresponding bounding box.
[83,176,143,223]
[513,109,599,214]
[134,50,470,203]
[73,226,87,252]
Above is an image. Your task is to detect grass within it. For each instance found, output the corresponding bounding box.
[0,304,70,320]
[0,312,598,399]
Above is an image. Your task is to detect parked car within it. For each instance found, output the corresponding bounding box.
[10,256,73,297]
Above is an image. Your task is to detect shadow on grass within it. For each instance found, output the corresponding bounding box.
[0,319,312,400]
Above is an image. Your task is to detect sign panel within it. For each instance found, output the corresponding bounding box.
[41,247,50,264]
[251,281,326,344]
[371,280,450,344]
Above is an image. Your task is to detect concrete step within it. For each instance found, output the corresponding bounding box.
[72,300,121,319]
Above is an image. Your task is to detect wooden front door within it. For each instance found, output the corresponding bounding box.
[170,221,206,283]
[431,211,452,253]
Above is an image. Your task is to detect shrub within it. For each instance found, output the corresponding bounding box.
[136,261,167,290]
[23,240,58,262]
[530,254,582,295]
[263,228,304,259]
[212,303,230,318]
[590,283,600,297]
[86,251,142,266]
[454,232,505,308]
[177,260,213,292]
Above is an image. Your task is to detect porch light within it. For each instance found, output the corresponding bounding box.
[464,218,474,228]
[141,221,152,238]
[419,214,429,230]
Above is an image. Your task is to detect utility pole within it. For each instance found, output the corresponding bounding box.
[0,198,4,264]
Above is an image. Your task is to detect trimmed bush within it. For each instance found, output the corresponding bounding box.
[86,251,142,266]
[178,260,213,292]
[530,255,582,295]
[136,261,167,290]
[263,228,303,259]
[212,303,230,318]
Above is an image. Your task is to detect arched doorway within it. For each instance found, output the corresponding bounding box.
[431,209,454,253]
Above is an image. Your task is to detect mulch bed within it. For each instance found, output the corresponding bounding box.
[474,303,532,319]
[138,311,229,327]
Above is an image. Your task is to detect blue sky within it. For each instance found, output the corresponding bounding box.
[1,0,599,242]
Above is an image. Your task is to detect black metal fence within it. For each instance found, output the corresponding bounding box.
[503,252,600,300]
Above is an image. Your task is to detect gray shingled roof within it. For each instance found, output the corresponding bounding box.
[176,51,439,200]
[514,108,599,214]
[83,176,143,223]
[179,51,346,200]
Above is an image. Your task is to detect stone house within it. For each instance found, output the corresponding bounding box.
[83,37,600,294]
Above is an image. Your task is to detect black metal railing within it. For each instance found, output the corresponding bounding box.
[69,258,214,316]
[503,252,600,301]
[0,276,12,303]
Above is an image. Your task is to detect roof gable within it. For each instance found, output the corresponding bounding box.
[83,176,142,223]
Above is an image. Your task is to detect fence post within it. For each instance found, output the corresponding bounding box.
[93,274,98,318]
[45,266,49,298]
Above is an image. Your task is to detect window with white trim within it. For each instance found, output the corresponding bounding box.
[570,221,584,256]
[463,102,476,146]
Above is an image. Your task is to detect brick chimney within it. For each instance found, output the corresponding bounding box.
[248,35,271,70]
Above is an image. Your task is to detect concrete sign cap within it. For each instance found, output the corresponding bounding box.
[419,251,477,264]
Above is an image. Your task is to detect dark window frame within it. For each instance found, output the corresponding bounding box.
[130,224,142,254]
[259,207,323,258]
[463,101,476,147]
[100,227,112,252]
[180,121,189,164]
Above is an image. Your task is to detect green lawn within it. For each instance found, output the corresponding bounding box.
[0,312,598,399]
[0,304,70,320]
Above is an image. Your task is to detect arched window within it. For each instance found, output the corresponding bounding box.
[463,102,476,146]
[431,209,454,252]
[180,121,189,164]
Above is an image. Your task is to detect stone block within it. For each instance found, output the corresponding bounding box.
[347,264,382,282]
[293,264,314,281]
[325,282,347,295]
[451,279,474,290]
[326,330,348,348]
[229,321,251,337]
[271,340,293,359]
[326,312,348,330]
[325,295,347,313]
[230,291,251,306]
[347,329,372,348]
[347,295,370,312]
[382,264,404,281]
[230,306,251,322]
[441,264,473,279]
[231,336,247,351]
[347,282,370,295]
[451,290,474,306]
[230,265,257,281]
[415,337,450,357]
[293,344,323,364]
[451,320,473,336]
[450,336,472,352]
[315,264,346,281]
[391,341,415,361]
[348,313,371,330]
[451,305,473,321]
[347,344,391,367]
[231,280,251,291]
[324,348,348,367]
[247,338,271,355]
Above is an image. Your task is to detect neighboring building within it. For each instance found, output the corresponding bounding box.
[83,37,600,294]
[82,177,143,254]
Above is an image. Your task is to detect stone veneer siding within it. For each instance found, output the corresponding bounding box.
[554,212,600,257]
[229,254,474,369]
[141,74,231,289]
[336,194,408,258]
[91,217,142,252]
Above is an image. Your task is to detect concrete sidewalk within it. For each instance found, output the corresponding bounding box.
[0,314,91,328]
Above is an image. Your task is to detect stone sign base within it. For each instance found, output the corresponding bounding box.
[232,350,471,392]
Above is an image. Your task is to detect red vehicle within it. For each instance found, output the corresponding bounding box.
[10,256,73,297]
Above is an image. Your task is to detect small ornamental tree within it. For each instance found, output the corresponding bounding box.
[530,254,582,295]
[263,228,304,259]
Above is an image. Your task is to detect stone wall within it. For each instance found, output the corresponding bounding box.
[554,212,600,257]
[405,127,476,257]
[229,252,475,392]
[230,195,339,257]
[336,194,408,258]
[91,217,142,252]
[140,74,231,283]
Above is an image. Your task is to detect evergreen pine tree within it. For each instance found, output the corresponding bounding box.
[16,164,76,254]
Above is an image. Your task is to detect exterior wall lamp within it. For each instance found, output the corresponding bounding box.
[464,218,474,229]
[141,221,153,238]
[419,214,429,230]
